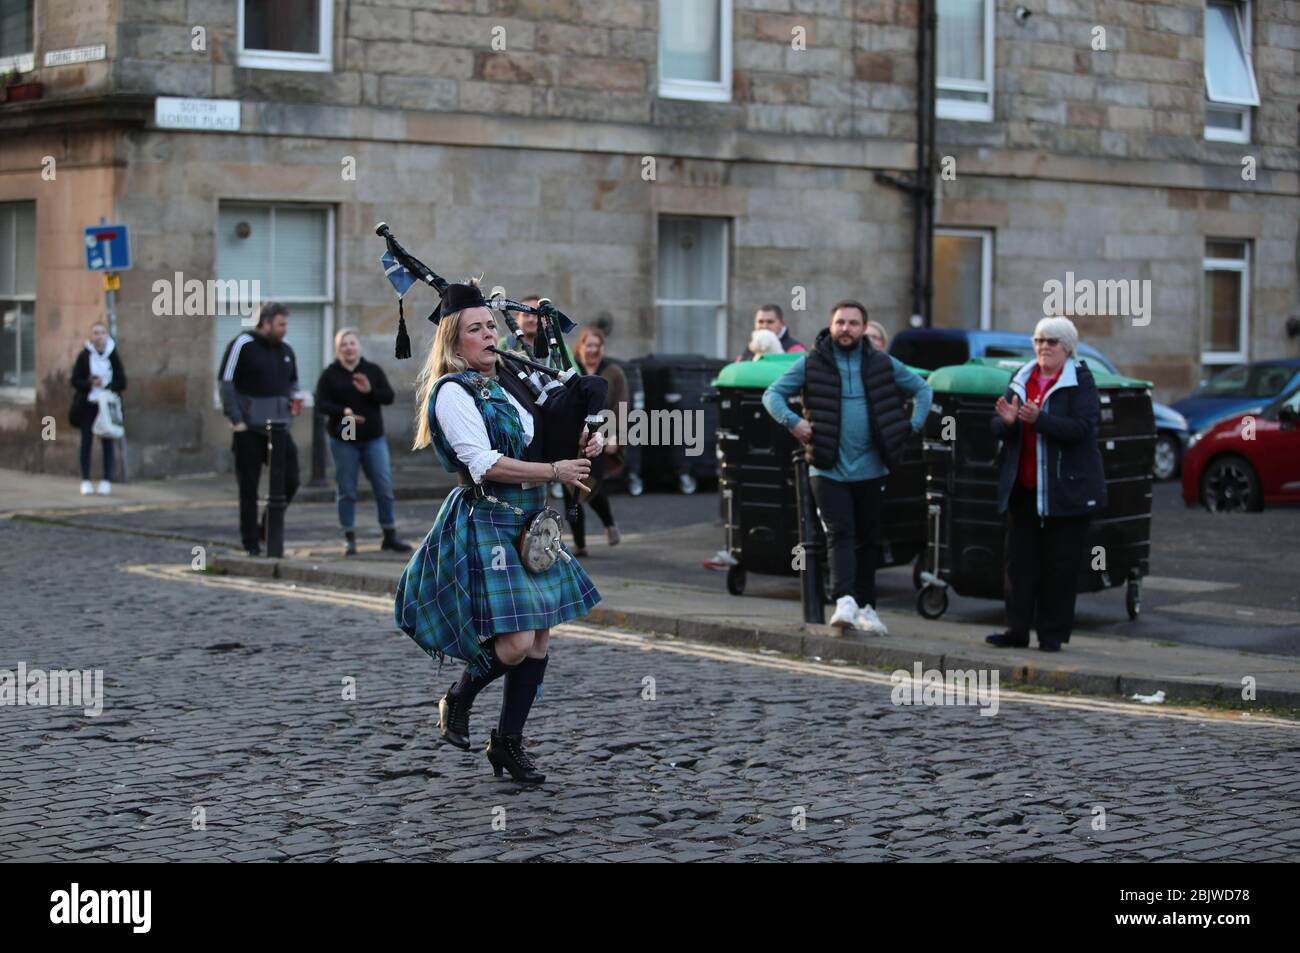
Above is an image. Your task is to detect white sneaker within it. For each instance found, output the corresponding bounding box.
[829,595,859,629]
[855,604,888,636]
[80,480,94,496]
[96,480,112,495]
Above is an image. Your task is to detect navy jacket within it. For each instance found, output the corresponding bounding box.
[991,358,1107,518]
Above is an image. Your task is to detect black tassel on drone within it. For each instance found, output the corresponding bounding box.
[395,297,411,360]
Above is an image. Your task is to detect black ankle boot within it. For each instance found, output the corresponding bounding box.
[381,528,412,553]
[438,683,472,750]
[485,729,544,783]
[985,631,1029,648]
[344,531,357,556]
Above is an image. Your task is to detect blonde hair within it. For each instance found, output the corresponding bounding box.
[866,320,889,349]
[413,280,494,449]
[333,327,361,356]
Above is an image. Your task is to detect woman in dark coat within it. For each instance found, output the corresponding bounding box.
[314,327,411,556]
[69,321,126,495]
[564,325,627,556]
[987,316,1107,652]
[394,281,602,784]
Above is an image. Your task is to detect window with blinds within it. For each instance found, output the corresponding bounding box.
[0,201,36,396]
[214,203,333,400]
[655,216,729,357]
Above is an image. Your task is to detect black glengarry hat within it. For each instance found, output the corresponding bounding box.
[427,281,487,326]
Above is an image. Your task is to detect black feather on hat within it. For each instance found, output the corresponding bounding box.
[426,281,487,326]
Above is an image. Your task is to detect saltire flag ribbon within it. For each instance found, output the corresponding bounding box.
[381,249,417,359]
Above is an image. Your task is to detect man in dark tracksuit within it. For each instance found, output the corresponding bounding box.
[218,302,301,555]
[763,300,932,635]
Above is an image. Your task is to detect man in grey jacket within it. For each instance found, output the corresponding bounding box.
[218,302,301,555]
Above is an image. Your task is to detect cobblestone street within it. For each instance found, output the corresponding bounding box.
[3,519,1298,862]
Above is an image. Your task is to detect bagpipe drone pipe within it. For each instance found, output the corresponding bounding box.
[375,222,608,483]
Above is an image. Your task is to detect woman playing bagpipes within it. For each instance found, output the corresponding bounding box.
[393,279,602,784]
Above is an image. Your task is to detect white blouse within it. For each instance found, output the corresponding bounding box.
[434,380,536,485]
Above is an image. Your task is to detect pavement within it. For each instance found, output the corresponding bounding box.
[3,517,1298,862]
[8,467,1300,710]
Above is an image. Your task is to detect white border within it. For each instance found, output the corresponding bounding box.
[658,0,732,103]
[237,0,333,73]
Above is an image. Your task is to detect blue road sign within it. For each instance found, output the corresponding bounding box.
[84,224,132,272]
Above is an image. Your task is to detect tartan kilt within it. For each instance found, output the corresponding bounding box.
[394,482,600,674]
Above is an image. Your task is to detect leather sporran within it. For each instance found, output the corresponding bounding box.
[517,507,565,573]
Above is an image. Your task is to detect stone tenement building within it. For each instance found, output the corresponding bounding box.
[1,0,1297,476]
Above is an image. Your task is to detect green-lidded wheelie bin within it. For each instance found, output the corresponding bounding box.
[713,354,930,597]
[916,357,1153,621]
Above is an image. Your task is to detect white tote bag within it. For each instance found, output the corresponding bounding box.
[92,392,125,439]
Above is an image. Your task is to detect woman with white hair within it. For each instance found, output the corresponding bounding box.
[987,316,1107,652]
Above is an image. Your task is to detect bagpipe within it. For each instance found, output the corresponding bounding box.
[375,222,609,494]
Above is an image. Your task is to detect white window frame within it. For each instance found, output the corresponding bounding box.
[657,0,732,103]
[237,0,333,73]
[1204,0,1259,144]
[654,216,730,359]
[934,227,993,330]
[1201,240,1250,366]
[0,201,36,403]
[213,202,335,409]
[0,0,36,73]
[936,0,994,122]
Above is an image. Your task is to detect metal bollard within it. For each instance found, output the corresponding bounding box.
[265,419,288,558]
[792,449,826,625]
[309,409,327,486]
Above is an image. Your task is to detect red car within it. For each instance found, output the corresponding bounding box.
[1182,383,1300,511]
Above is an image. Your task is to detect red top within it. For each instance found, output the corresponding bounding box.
[1017,365,1063,489]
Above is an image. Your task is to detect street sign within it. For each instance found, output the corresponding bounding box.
[102,272,121,291]
[84,224,131,272]
[44,44,107,67]
[154,97,240,132]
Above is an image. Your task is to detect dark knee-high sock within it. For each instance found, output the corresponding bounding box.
[450,642,513,705]
[498,654,548,736]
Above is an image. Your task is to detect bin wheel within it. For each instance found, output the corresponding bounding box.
[726,565,746,596]
[912,553,926,591]
[678,473,698,495]
[917,584,948,620]
[1125,578,1141,620]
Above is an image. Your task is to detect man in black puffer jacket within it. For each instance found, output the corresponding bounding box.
[988,316,1108,652]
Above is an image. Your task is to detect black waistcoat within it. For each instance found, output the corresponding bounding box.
[801,328,910,473]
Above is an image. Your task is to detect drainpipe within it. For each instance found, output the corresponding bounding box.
[875,0,937,327]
